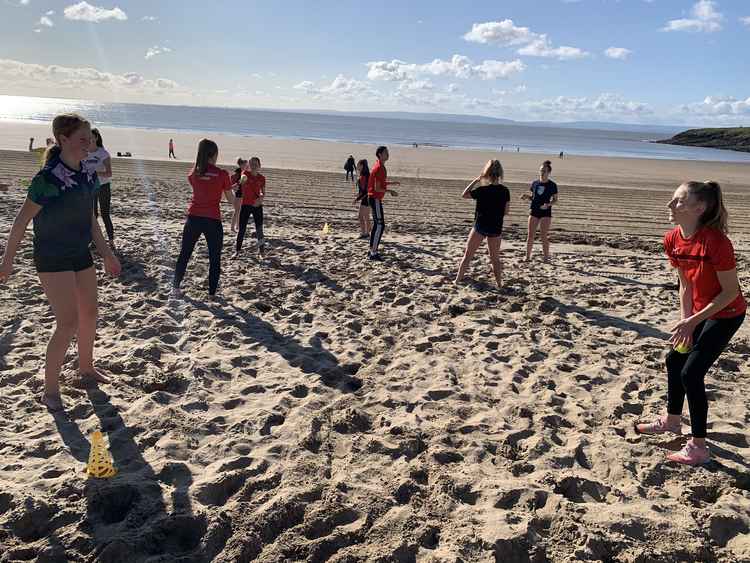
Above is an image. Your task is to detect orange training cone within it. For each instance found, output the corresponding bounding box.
[86,431,117,478]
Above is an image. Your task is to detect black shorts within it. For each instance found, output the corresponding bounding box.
[474,225,502,238]
[234,189,242,198]
[530,208,552,219]
[359,196,369,207]
[34,251,94,273]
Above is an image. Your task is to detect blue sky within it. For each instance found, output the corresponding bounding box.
[1,0,749,125]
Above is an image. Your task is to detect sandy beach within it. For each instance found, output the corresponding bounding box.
[1,144,749,562]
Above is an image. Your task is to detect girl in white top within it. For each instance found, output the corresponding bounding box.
[85,128,115,245]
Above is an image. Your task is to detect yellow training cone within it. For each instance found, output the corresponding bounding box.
[321,222,331,235]
[86,431,117,478]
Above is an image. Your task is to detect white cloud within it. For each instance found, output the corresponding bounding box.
[517,38,588,60]
[38,15,53,27]
[45,10,54,15]
[63,2,127,23]
[679,95,750,117]
[740,16,750,26]
[141,15,157,21]
[145,46,172,60]
[366,55,525,82]
[447,83,459,93]
[0,58,178,94]
[522,93,653,119]
[294,75,383,103]
[464,19,588,60]
[463,19,538,46]
[663,0,722,33]
[604,47,632,60]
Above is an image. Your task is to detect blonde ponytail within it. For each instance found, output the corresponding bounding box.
[685,180,729,233]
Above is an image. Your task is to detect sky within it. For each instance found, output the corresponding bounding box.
[0,0,749,125]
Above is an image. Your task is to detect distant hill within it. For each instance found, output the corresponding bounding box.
[657,127,750,153]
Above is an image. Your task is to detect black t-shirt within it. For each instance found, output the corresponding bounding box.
[344,158,355,171]
[529,180,558,211]
[470,183,510,235]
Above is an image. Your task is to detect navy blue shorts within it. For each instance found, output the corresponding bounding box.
[474,225,502,238]
[530,208,552,219]
[34,251,94,273]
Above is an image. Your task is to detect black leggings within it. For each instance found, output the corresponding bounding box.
[173,215,223,295]
[369,198,384,254]
[94,183,114,240]
[346,170,354,181]
[666,313,745,438]
[236,205,264,252]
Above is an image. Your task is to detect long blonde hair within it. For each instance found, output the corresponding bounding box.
[481,159,504,183]
[685,180,729,233]
[44,113,91,165]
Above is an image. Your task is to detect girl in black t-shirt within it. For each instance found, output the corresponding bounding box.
[521,159,558,262]
[455,159,510,288]
[354,159,371,238]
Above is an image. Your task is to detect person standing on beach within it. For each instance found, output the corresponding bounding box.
[367,146,400,261]
[354,159,371,238]
[230,157,248,233]
[636,181,745,465]
[344,155,356,181]
[29,137,55,168]
[522,159,557,262]
[84,129,115,246]
[173,139,234,296]
[454,160,510,288]
[1,114,122,411]
[234,156,266,258]
[169,138,176,159]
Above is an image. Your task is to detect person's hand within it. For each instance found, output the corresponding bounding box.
[540,203,549,210]
[388,189,399,197]
[670,317,697,348]
[0,260,12,283]
[104,253,121,277]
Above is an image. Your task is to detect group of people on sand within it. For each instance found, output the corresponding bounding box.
[0,112,746,468]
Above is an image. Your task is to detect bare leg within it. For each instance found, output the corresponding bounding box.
[232,199,241,232]
[38,271,79,409]
[455,229,484,283]
[540,217,552,261]
[74,266,107,383]
[487,236,503,288]
[525,215,540,261]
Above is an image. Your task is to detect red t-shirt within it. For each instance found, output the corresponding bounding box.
[664,226,746,319]
[367,161,387,200]
[241,172,265,205]
[187,164,231,220]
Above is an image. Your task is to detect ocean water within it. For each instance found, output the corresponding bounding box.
[2,95,749,163]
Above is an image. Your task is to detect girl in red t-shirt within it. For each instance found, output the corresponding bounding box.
[234,156,266,258]
[173,139,235,296]
[636,180,745,465]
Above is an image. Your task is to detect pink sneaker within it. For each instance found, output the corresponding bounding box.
[667,441,710,465]
[635,416,682,435]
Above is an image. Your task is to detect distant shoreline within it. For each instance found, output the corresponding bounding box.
[656,127,750,154]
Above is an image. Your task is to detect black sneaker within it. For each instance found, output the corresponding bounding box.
[367,253,382,261]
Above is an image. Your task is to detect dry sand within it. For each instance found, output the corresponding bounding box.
[0,146,749,562]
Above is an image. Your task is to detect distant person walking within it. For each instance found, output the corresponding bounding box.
[169,138,176,159]
[1,114,121,412]
[354,159,371,238]
[455,160,510,288]
[173,139,234,296]
[344,155,356,181]
[367,146,400,260]
[522,159,558,262]
[636,181,745,466]
[84,128,115,245]
[29,137,55,168]
[559,151,564,159]
[234,157,266,258]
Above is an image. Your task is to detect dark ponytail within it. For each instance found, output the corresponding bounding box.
[194,139,218,176]
[542,160,552,174]
[685,180,728,233]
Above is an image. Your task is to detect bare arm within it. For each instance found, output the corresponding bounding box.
[676,268,693,320]
[504,200,510,216]
[224,189,235,205]
[689,269,741,324]
[461,177,481,199]
[103,156,112,178]
[1,198,41,279]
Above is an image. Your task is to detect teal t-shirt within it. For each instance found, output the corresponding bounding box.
[28,154,99,259]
